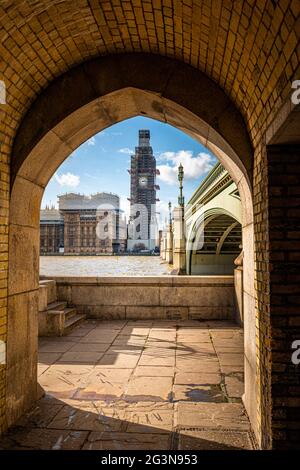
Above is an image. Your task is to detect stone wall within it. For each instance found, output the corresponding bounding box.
[45,276,236,321]
[191,254,238,275]
[0,130,9,434]
[267,145,300,449]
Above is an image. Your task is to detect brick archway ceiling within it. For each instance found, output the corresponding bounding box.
[0,0,299,154]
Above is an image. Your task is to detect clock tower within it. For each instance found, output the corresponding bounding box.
[127,129,159,251]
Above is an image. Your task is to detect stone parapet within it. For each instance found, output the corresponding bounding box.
[40,275,235,321]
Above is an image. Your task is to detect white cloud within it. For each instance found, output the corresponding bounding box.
[54,172,80,187]
[119,147,134,155]
[157,150,214,185]
[87,136,96,146]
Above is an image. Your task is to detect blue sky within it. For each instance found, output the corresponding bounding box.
[42,116,217,226]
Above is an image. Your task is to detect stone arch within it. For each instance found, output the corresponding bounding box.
[186,207,242,276]
[188,211,242,275]
[11,54,253,185]
[7,55,256,443]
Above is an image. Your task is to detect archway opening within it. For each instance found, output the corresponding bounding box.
[39,115,219,276]
[6,55,257,448]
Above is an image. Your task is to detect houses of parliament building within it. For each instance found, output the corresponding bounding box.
[40,192,127,255]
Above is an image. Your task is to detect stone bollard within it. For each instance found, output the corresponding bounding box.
[172,206,186,274]
[165,224,173,265]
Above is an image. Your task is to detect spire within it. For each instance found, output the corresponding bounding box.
[178,163,184,207]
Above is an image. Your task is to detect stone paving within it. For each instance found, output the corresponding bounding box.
[0,320,256,450]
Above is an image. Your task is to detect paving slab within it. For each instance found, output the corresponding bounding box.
[57,351,104,364]
[178,429,254,450]
[138,355,175,367]
[225,375,244,398]
[75,382,124,401]
[176,342,215,355]
[175,402,251,430]
[16,401,64,428]
[39,341,74,353]
[221,364,244,374]
[38,352,63,365]
[124,377,173,402]
[39,364,94,397]
[174,372,221,385]
[48,404,124,432]
[80,330,119,343]
[0,319,254,450]
[113,336,146,346]
[125,413,173,433]
[105,345,143,355]
[173,384,225,402]
[134,366,175,377]
[98,353,140,368]
[175,358,220,373]
[82,432,171,450]
[141,348,176,358]
[145,340,176,349]
[0,428,88,450]
[69,342,111,353]
[86,367,133,383]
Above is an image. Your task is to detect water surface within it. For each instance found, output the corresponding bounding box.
[40,255,171,277]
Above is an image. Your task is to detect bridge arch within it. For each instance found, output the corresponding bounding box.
[8,54,256,441]
[185,163,243,276]
[187,210,242,275]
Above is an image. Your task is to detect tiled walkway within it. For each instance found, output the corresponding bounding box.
[1,320,256,450]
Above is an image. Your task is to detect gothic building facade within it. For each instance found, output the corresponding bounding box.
[127,129,159,251]
[40,207,64,254]
[40,192,126,255]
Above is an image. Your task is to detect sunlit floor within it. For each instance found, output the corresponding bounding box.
[1,320,256,450]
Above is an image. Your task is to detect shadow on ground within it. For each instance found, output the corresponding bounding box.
[0,394,255,450]
[0,320,255,450]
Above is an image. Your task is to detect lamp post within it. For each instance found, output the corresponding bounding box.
[172,164,186,274]
[168,201,172,226]
[166,201,173,265]
[178,163,184,207]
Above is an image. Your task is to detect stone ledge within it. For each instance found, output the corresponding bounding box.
[40,275,234,287]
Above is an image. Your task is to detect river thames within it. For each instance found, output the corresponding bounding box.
[40,255,171,277]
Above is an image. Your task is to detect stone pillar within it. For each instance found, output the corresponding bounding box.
[234,250,243,325]
[163,231,168,260]
[172,206,186,274]
[165,225,173,264]
[160,230,167,260]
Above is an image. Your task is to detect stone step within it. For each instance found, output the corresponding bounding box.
[63,314,86,335]
[47,301,67,312]
[64,307,77,320]
[39,279,57,304]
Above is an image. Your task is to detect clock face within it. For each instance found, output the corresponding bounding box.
[139,176,147,188]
